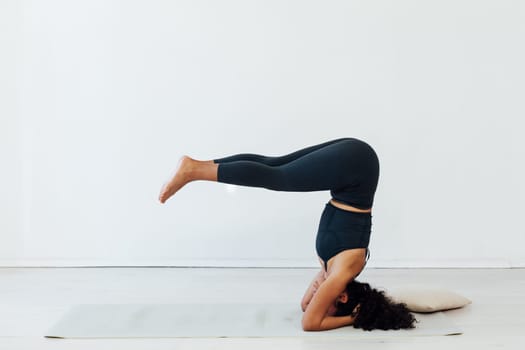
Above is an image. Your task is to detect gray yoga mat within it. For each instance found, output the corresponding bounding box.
[45,303,462,339]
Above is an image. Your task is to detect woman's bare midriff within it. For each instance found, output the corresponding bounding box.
[329,199,372,213]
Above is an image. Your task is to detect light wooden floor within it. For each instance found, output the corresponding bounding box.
[0,267,523,349]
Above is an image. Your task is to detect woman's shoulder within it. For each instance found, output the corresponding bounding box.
[328,249,367,281]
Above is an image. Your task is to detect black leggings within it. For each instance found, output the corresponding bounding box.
[213,137,380,210]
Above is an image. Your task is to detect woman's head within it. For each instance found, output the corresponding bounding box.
[335,279,417,331]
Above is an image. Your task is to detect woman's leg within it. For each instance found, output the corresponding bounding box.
[213,138,350,166]
[215,140,355,192]
[159,139,359,203]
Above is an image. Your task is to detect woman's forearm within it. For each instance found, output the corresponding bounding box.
[304,315,354,331]
[320,315,354,330]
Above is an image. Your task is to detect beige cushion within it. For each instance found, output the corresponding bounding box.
[387,287,472,313]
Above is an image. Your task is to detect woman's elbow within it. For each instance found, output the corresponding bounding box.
[301,318,320,332]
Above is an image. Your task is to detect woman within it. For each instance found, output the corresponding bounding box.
[159,137,416,331]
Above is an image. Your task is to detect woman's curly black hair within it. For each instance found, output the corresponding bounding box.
[335,279,417,331]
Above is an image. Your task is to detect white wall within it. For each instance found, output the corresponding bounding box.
[1,0,524,267]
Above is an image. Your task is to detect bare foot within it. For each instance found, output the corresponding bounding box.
[158,156,194,203]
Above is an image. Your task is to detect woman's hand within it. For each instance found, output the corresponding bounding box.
[311,279,320,294]
[301,270,327,311]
